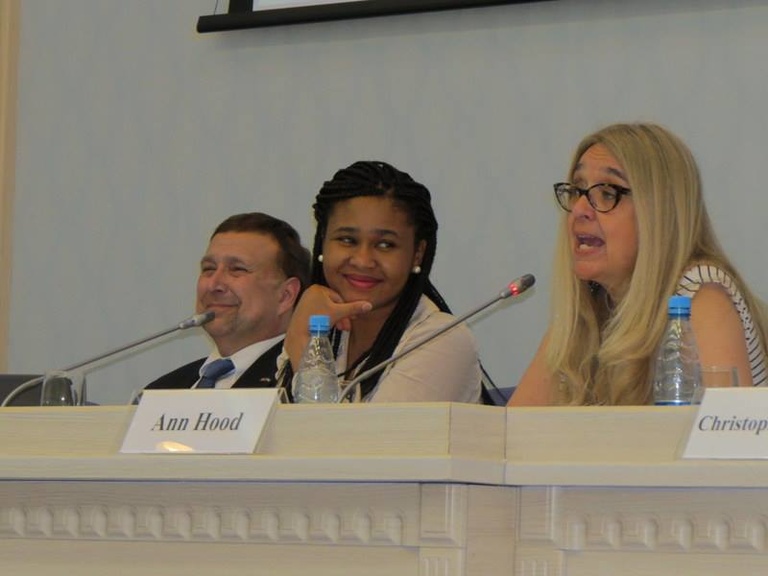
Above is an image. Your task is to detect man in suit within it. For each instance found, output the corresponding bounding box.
[145,212,311,391]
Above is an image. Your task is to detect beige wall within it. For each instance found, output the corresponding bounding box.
[10,1,768,404]
[0,0,19,370]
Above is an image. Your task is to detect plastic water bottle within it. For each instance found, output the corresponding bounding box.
[653,295,702,405]
[292,315,339,403]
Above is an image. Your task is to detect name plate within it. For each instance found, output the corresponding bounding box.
[120,389,278,454]
[683,388,768,459]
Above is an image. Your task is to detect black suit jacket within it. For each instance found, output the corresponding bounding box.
[144,340,283,390]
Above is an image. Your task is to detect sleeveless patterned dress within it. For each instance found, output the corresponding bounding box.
[676,264,767,386]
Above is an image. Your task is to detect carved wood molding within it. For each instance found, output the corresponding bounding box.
[515,546,563,576]
[0,481,475,550]
[519,486,768,553]
[420,484,467,546]
[0,503,412,545]
[420,547,464,576]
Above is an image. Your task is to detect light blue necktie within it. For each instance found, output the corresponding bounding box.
[197,358,235,389]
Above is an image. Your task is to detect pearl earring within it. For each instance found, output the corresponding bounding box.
[317,254,324,263]
[412,265,421,274]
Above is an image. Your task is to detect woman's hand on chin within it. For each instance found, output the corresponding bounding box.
[295,285,372,332]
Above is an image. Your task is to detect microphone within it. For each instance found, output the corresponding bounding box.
[0,311,215,407]
[337,274,535,403]
[61,311,215,372]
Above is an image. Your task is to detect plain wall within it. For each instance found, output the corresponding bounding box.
[9,0,768,405]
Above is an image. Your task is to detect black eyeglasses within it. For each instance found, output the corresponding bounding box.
[553,182,632,213]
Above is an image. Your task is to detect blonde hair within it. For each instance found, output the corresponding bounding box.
[548,122,768,405]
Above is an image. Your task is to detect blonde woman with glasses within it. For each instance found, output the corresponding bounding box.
[510,122,768,406]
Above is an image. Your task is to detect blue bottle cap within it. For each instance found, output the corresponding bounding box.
[668,295,692,314]
[309,315,331,332]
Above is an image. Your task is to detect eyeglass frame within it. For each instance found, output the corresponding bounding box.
[553,182,632,213]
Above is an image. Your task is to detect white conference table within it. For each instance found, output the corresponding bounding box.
[0,402,765,575]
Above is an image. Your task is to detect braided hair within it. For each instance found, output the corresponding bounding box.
[313,161,450,398]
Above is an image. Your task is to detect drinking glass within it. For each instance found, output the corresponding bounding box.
[700,365,739,389]
[40,370,78,406]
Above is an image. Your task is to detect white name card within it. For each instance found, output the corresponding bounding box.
[120,389,278,454]
[683,387,768,459]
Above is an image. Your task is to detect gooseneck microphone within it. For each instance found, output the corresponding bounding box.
[336,274,535,403]
[0,311,215,407]
[60,311,215,372]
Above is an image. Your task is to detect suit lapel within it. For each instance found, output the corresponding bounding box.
[231,340,283,389]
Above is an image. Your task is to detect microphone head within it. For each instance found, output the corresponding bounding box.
[502,274,536,298]
[178,311,215,330]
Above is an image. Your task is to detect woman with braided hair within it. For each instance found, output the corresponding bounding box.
[277,160,481,402]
